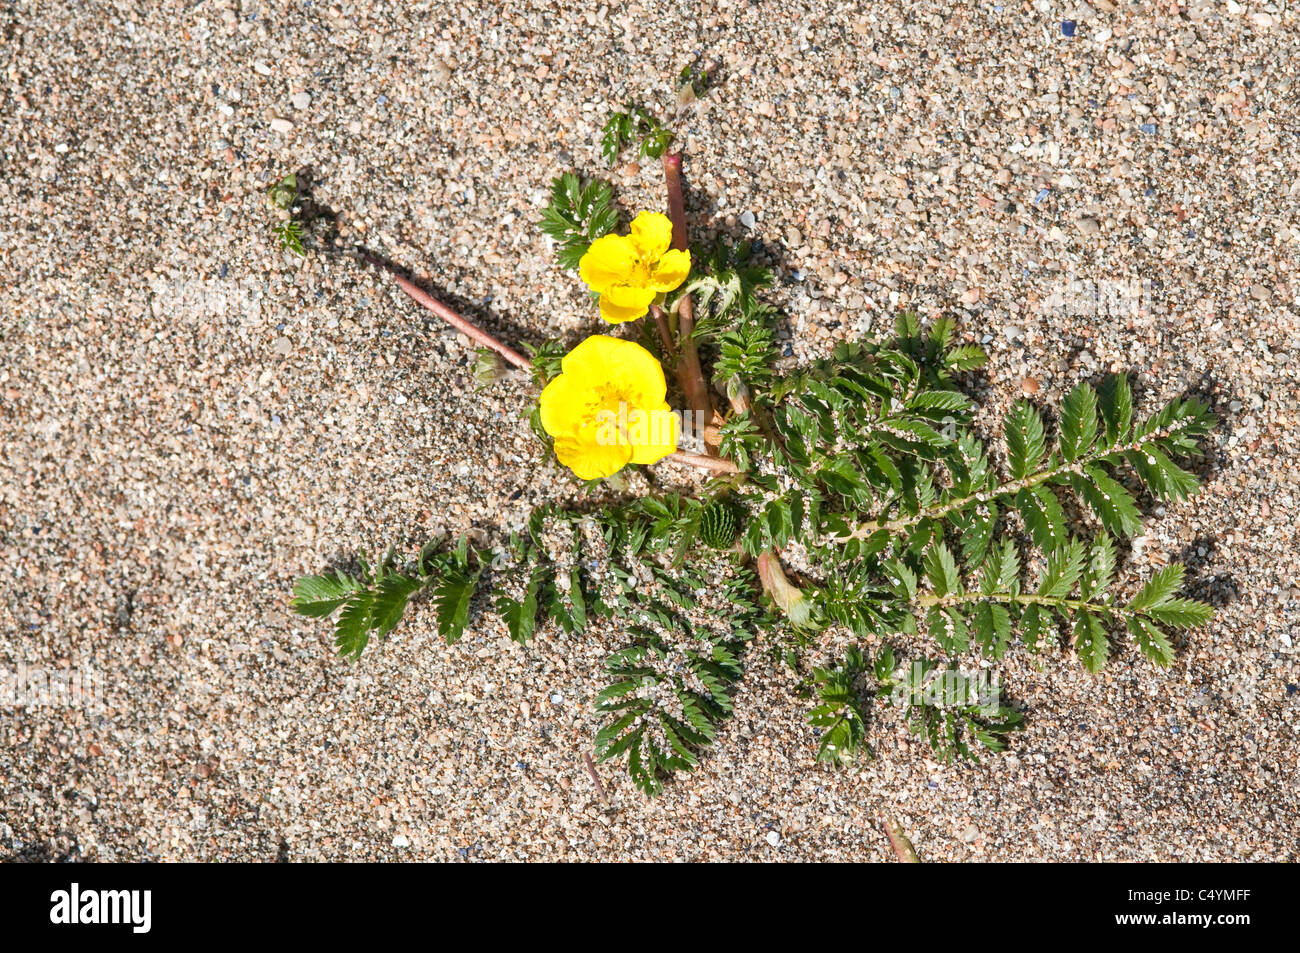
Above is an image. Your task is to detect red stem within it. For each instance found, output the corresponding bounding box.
[363,253,531,369]
[664,451,738,474]
[662,153,718,444]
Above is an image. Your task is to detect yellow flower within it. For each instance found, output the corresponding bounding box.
[578,212,692,323]
[538,335,680,480]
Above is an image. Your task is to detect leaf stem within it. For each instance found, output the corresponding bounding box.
[664,451,739,474]
[916,590,1133,620]
[649,303,675,356]
[361,252,532,369]
[840,423,1193,542]
[880,813,920,863]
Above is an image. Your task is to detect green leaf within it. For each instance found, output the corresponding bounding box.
[1128,616,1174,666]
[538,174,618,270]
[956,502,998,566]
[973,601,1012,658]
[1127,563,1185,612]
[945,345,988,371]
[1097,374,1133,445]
[923,542,961,597]
[568,566,588,632]
[927,605,969,654]
[1021,602,1048,652]
[1072,467,1143,537]
[1073,612,1109,672]
[1079,536,1116,600]
[432,567,482,644]
[369,572,423,637]
[498,565,547,644]
[1016,485,1068,550]
[291,572,363,619]
[1038,540,1087,599]
[1127,444,1200,501]
[1059,381,1099,462]
[980,537,1021,595]
[334,591,375,660]
[809,651,870,767]
[1005,400,1047,480]
[1145,598,1214,628]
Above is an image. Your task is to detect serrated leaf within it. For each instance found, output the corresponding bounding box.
[945,345,988,371]
[1072,467,1143,537]
[956,503,998,566]
[1073,611,1109,672]
[1127,563,1185,612]
[291,572,363,618]
[1016,484,1068,550]
[1097,373,1133,444]
[333,591,375,660]
[1145,597,1214,628]
[1127,444,1200,501]
[927,604,969,654]
[1038,540,1087,599]
[369,572,423,637]
[973,601,1012,658]
[1021,602,1048,652]
[432,567,482,644]
[923,542,961,597]
[1005,400,1047,480]
[1128,616,1174,665]
[1079,536,1117,600]
[498,565,547,644]
[1059,381,1099,462]
[980,537,1021,595]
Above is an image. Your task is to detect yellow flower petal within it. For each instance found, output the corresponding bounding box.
[647,248,691,293]
[578,234,637,293]
[627,406,680,465]
[599,294,646,323]
[598,284,656,323]
[553,433,632,481]
[538,372,591,437]
[628,211,673,262]
[560,335,666,407]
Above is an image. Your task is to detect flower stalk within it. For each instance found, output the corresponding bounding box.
[662,152,720,446]
[361,252,531,369]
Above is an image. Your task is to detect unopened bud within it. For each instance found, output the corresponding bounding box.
[757,552,812,628]
[472,348,509,388]
[725,374,751,412]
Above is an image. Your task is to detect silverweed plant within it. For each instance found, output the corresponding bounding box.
[291,85,1217,804]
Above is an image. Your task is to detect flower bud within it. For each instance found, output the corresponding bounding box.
[472,348,510,388]
[757,552,811,628]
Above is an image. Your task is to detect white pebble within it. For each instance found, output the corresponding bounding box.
[291,91,312,111]
[391,834,410,848]
[270,117,294,134]
[765,830,781,846]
